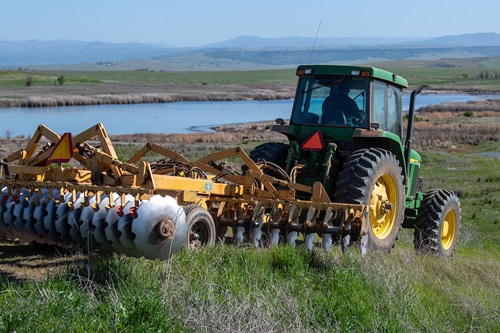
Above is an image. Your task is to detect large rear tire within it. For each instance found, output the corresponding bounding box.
[335,148,404,251]
[248,142,289,169]
[414,189,461,257]
[245,142,290,181]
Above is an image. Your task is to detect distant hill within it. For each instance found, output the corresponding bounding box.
[1,33,500,69]
[414,32,500,46]
[201,36,428,48]
[0,40,176,67]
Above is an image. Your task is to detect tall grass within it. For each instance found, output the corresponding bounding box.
[10,90,293,108]
[1,246,498,333]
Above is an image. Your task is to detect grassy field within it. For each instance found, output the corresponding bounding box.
[1,57,500,107]
[1,140,499,332]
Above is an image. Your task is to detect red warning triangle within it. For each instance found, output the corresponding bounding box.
[49,133,73,163]
[301,131,324,151]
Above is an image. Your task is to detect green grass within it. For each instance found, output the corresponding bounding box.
[0,69,297,88]
[2,56,500,89]
[418,148,500,259]
[1,148,499,332]
[0,71,102,87]
[1,245,498,333]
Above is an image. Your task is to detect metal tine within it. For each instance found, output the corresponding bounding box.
[304,206,316,251]
[340,209,350,254]
[359,209,369,257]
[286,204,299,247]
[234,205,245,245]
[250,202,263,247]
[321,207,334,252]
[268,203,281,246]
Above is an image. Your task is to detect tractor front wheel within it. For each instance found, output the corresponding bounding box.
[414,189,461,257]
[335,148,404,251]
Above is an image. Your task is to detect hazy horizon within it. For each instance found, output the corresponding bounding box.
[2,0,499,47]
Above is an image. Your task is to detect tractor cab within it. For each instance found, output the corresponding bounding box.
[271,65,414,197]
[289,65,408,138]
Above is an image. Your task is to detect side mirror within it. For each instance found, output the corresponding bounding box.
[275,118,285,125]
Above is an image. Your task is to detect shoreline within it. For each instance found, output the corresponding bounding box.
[0,84,295,108]
[0,85,499,108]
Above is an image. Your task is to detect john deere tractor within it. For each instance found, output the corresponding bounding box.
[250,65,461,256]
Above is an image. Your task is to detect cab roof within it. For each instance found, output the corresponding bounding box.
[296,64,408,88]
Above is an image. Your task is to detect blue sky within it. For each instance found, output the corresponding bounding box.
[2,0,499,47]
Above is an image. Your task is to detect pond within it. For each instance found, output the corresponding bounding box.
[0,93,498,136]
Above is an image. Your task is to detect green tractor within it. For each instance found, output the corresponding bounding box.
[250,65,461,256]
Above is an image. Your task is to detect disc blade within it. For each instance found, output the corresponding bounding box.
[105,195,133,255]
[91,193,114,251]
[0,192,13,239]
[67,193,85,245]
[117,200,143,258]
[79,196,97,241]
[33,197,58,245]
[23,191,46,244]
[55,196,72,245]
[11,190,31,242]
[131,195,187,260]
[0,187,11,239]
[44,198,61,245]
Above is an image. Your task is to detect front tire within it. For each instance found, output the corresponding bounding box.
[414,189,461,257]
[335,148,405,251]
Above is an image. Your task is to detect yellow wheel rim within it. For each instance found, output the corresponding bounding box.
[369,174,397,239]
[441,210,457,250]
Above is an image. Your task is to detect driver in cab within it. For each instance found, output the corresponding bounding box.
[321,82,365,126]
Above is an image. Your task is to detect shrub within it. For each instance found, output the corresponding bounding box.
[463,111,474,117]
[57,75,66,85]
[25,76,33,87]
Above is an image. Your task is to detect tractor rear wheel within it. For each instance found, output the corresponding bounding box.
[335,148,404,251]
[245,142,290,181]
[414,189,461,257]
[249,142,289,169]
[184,205,216,249]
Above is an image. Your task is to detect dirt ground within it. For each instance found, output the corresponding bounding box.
[0,241,86,282]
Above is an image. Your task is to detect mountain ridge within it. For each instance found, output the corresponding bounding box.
[1,32,499,68]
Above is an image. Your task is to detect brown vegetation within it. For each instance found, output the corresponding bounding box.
[409,109,500,150]
[418,98,500,113]
[0,84,294,107]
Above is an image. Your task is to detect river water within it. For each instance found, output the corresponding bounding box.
[1,93,498,136]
